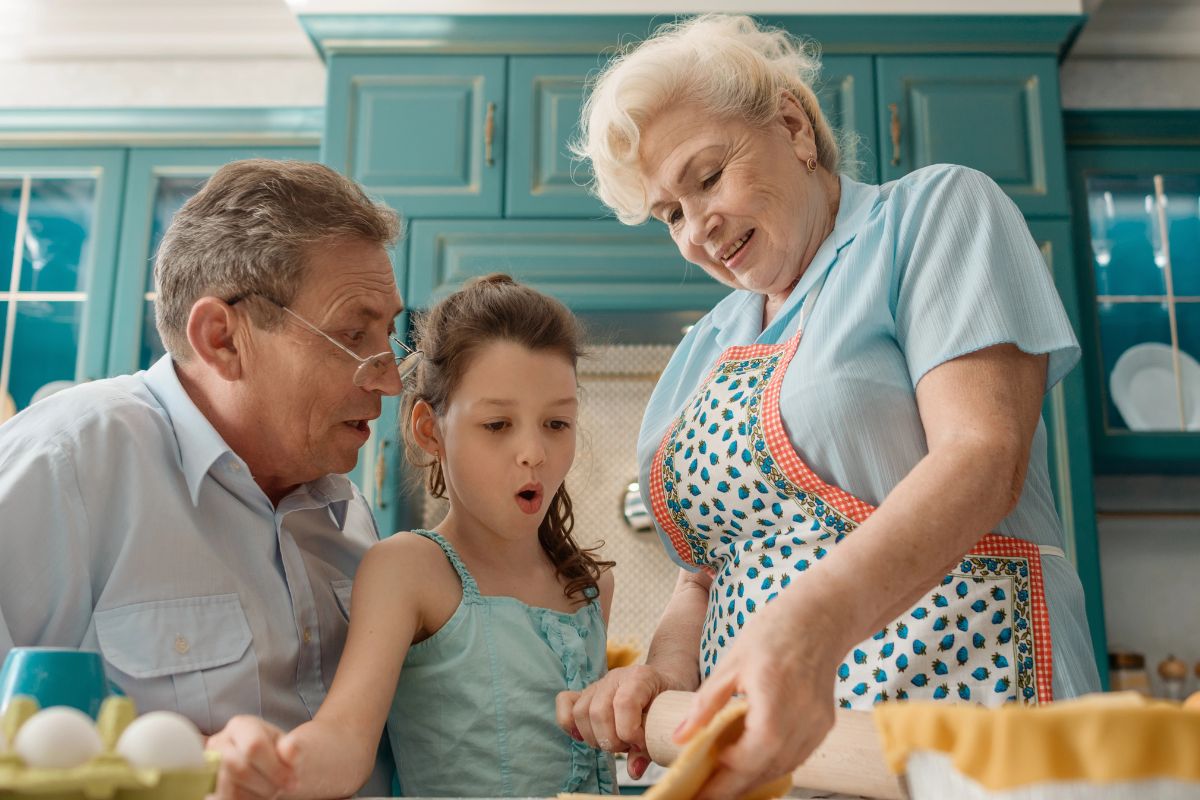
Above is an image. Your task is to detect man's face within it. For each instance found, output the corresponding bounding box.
[239,238,404,491]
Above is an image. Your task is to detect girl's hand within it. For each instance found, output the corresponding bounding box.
[205,716,295,800]
[555,664,675,779]
[676,593,841,800]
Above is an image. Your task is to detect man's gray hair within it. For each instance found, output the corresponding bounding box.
[154,159,401,361]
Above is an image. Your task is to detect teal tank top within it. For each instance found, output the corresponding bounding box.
[385,530,616,797]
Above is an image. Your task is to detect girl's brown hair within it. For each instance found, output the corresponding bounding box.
[401,273,613,603]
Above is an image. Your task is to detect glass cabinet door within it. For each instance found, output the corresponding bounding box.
[0,150,125,422]
[1085,173,1200,435]
[1070,143,1200,471]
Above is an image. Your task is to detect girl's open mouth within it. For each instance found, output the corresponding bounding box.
[515,484,543,515]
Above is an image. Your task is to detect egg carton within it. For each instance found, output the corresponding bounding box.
[0,697,218,800]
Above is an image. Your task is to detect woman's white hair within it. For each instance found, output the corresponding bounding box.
[574,14,843,225]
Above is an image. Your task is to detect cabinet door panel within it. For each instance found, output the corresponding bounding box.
[325,55,506,218]
[407,219,727,312]
[0,149,125,417]
[507,56,609,219]
[1028,219,1108,686]
[877,56,1067,216]
[819,56,877,185]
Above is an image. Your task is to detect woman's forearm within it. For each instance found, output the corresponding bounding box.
[785,345,1046,657]
[819,438,1025,650]
[644,569,711,692]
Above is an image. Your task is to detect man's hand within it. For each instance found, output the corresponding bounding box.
[205,716,295,800]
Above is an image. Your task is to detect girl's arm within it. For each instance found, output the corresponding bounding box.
[277,536,425,799]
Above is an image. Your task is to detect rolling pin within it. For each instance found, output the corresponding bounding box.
[643,690,907,800]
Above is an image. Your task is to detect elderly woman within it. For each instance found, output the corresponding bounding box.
[558,13,1101,798]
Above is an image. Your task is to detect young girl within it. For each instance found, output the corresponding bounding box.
[277,274,616,798]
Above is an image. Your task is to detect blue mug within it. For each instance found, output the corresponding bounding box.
[0,647,111,718]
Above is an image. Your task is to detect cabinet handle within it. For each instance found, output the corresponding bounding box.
[888,102,901,167]
[484,102,496,167]
[375,440,388,509]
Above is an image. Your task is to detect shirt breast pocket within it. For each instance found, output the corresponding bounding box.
[331,578,353,621]
[94,593,260,735]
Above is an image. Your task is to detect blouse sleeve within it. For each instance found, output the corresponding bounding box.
[891,165,1079,391]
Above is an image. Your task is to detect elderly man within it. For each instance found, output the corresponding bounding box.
[0,160,405,799]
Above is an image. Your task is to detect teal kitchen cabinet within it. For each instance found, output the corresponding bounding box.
[107,146,318,377]
[818,56,877,185]
[1028,219,1108,684]
[505,55,606,219]
[503,54,878,217]
[0,148,126,417]
[324,55,508,219]
[407,219,727,311]
[1066,111,1200,473]
[877,56,1067,217]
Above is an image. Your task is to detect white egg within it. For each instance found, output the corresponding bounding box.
[115,711,206,770]
[13,706,103,769]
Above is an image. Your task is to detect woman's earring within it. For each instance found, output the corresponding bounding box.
[806,154,818,174]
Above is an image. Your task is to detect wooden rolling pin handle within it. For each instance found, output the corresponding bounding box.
[644,690,907,800]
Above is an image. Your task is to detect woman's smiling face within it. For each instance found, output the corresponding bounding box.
[639,94,838,302]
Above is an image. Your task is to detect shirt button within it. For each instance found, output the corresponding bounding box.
[230,462,243,472]
[174,635,190,654]
[302,628,312,644]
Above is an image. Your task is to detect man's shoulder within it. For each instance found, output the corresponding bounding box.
[0,374,170,463]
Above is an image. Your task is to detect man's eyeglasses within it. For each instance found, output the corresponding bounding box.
[229,294,421,388]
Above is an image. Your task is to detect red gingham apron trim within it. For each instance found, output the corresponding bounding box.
[649,428,691,564]
[761,334,878,524]
[969,534,1055,703]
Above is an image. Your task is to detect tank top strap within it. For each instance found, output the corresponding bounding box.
[409,529,482,602]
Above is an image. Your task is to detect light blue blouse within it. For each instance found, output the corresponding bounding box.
[637,164,1101,699]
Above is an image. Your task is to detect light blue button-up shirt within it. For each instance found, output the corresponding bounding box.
[0,355,392,790]
[637,164,1100,698]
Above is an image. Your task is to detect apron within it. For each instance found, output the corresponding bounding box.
[648,281,1055,707]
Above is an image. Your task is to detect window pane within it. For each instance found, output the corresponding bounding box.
[1097,301,1175,432]
[8,299,82,410]
[1085,175,1165,297]
[1162,174,1200,297]
[20,178,97,293]
[140,298,166,370]
[0,300,11,424]
[0,180,22,290]
[1175,302,1200,431]
[145,176,206,292]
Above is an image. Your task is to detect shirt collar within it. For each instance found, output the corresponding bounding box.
[712,172,881,345]
[143,356,236,506]
[141,355,356,524]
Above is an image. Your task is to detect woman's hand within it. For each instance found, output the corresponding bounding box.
[678,591,844,800]
[555,664,677,779]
